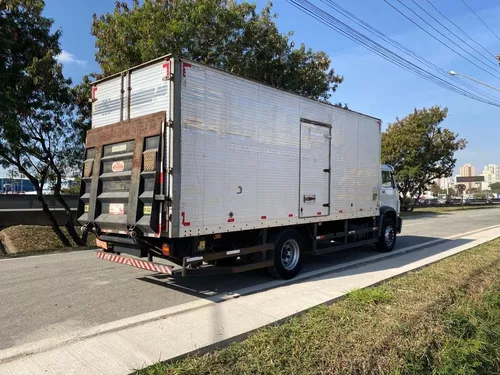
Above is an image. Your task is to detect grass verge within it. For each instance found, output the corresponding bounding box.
[137,238,500,375]
[0,225,96,255]
[401,204,500,217]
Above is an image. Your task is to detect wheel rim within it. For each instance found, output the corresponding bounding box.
[280,239,300,271]
[384,225,395,248]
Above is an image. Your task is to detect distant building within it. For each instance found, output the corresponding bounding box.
[458,163,477,191]
[0,178,35,194]
[481,164,500,191]
[432,177,454,191]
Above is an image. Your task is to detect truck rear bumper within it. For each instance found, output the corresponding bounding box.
[96,251,173,275]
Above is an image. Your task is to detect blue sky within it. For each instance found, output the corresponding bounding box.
[43,0,500,175]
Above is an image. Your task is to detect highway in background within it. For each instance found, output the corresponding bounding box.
[0,208,498,351]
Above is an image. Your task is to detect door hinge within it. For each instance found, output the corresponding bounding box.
[322,203,330,207]
[323,168,330,173]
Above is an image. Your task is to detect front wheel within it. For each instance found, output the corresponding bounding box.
[268,230,303,280]
[376,217,397,252]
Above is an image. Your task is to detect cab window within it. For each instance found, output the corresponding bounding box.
[382,171,395,188]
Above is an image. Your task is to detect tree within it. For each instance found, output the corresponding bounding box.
[382,106,467,211]
[489,182,500,193]
[430,183,441,197]
[0,0,84,246]
[61,176,82,195]
[89,0,343,101]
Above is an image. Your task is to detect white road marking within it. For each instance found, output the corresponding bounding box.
[404,220,436,227]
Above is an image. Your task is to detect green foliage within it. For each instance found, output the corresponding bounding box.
[0,0,80,187]
[90,0,343,101]
[381,106,467,211]
[61,176,82,195]
[430,182,442,197]
[489,182,500,193]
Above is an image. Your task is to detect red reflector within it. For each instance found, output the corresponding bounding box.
[227,218,235,223]
[261,216,267,220]
[317,212,322,215]
[339,210,344,213]
[288,213,294,217]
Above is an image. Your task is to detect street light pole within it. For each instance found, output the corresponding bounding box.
[450,70,500,92]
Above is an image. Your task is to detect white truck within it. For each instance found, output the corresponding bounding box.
[78,55,402,280]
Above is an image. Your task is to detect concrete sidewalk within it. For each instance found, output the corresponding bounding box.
[1,226,500,375]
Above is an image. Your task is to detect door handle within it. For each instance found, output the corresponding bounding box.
[303,195,316,203]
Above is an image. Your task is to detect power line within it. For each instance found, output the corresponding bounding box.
[319,0,500,103]
[460,0,500,43]
[411,0,499,68]
[286,0,500,107]
[386,0,500,80]
[425,0,497,59]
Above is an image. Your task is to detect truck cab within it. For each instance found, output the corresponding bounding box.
[380,164,402,237]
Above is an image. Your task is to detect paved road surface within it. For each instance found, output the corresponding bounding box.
[0,208,498,351]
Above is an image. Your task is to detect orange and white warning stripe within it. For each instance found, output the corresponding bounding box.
[96,251,173,275]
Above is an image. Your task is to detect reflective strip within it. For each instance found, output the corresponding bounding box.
[96,251,173,275]
[186,256,203,263]
[226,249,240,255]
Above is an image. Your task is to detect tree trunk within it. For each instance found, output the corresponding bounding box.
[54,193,86,246]
[37,192,72,247]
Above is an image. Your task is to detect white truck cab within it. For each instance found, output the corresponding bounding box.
[378,164,402,252]
[381,164,399,213]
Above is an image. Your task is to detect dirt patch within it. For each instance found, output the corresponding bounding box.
[0,225,96,255]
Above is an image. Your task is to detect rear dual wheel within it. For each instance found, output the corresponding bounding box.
[269,230,303,280]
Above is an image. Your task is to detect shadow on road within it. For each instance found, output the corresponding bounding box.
[138,235,472,300]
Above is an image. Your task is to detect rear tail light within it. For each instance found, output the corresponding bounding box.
[162,243,170,256]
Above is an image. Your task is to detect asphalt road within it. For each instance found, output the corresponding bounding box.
[0,208,498,351]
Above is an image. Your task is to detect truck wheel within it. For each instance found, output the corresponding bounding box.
[376,216,397,252]
[269,230,303,279]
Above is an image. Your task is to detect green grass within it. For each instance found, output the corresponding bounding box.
[0,225,96,255]
[137,238,500,375]
[401,204,500,217]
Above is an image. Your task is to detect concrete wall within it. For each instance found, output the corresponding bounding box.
[0,195,78,210]
[0,195,79,228]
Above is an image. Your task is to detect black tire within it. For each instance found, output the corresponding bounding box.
[268,230,303,279]
[376,216,397,252]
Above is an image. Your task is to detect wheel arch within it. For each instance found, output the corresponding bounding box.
[378,206,397,236]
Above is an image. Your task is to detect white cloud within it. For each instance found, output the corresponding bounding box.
[56,50,87,67]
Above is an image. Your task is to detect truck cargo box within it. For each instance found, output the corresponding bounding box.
[78,56,381,240]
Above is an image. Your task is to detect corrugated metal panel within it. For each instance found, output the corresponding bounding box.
[179,60,380,237]
[129,60,170,120]
[357,116,381,212]
[330,110,359,215]
[92,77,123,128]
